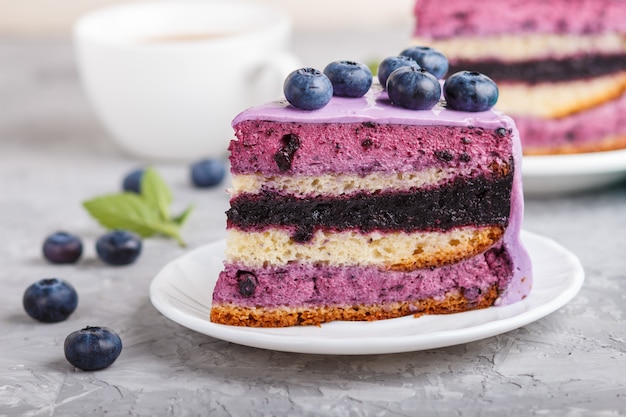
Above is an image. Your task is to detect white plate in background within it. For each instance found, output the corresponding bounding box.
[522,149,626,196]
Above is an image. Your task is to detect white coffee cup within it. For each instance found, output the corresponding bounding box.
[73,0,300,160]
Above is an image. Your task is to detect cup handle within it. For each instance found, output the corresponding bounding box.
[248,51,302,102]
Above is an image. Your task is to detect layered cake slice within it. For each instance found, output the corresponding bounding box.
[412,0,626,155]
[210,66,532,327]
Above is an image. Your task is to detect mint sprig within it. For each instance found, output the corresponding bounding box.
[83,167,193,247]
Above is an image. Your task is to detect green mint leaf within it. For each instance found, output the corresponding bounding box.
[140,166,173,221]
[83,167,193,247]
[83,193,164,238]
[154,222,186,247]
[171,204,195,227]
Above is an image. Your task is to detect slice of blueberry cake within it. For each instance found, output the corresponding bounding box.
[412,0,626,155]
[210,61,532,327]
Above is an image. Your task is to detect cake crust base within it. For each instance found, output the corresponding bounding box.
[210,285,499,328]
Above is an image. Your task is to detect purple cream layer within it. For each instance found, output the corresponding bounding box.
[413,0,626,39]
[231,85,514,176]
[215,245,516,308]
[515,93,626,150]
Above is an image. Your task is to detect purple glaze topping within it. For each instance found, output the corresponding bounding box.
[233,84,512,129]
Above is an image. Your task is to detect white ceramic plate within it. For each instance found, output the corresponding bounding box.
[522,149,626,196]
[150,231,584,355]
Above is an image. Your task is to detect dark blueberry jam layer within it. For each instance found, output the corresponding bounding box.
[227,170,513,241]
[449,53,626,84]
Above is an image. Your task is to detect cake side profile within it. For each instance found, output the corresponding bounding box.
[210,82,532,328]
[413,0,626,155]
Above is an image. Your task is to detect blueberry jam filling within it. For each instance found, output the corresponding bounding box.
[227,168,514,241]
[273,134,301,171]
[293,226,315,243]
[448,53,626,84]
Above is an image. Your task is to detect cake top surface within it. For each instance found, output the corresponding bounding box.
[232,84,514,130]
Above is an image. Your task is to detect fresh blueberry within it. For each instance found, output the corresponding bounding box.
[42,231,83,264]
[23,278,78,323]
[96,230,142,266]
[283,68,333,110]
[190,159,226,188]
[377,56,420,89]
[444,71,499,112]
[323,60,373,98]
[386,66,441,110]
[400,46,449,79]
[122,168,145,193]
[64,326,122,371]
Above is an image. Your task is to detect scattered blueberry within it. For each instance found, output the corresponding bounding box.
[400,46,449,79]
[444,71,499,112]
[377,56,420,89]
[190,159,226,188]
[323,60,373,98]
[96,230,142,266]
[64,326,122,371]
[23,278,78,323]
[122,168,145,193]
[42,231,83,264]
[283,68,333,110]
[386,66,441,110]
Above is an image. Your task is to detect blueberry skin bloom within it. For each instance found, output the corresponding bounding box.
[386,66,442,110]
[377,55,420,89]
[122,168,145,193]
[400,46,449,79]
[23,278,78,323]
[64,326,122,371]
[190,158,226,188]
[42,231,83,264]
[323,60,373,98]
[96,230,142,266]
[283,68,333,110]
[444,71,499,112]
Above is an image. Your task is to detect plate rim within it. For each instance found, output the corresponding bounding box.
[150,230,585,355]
[522,148,626,177]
